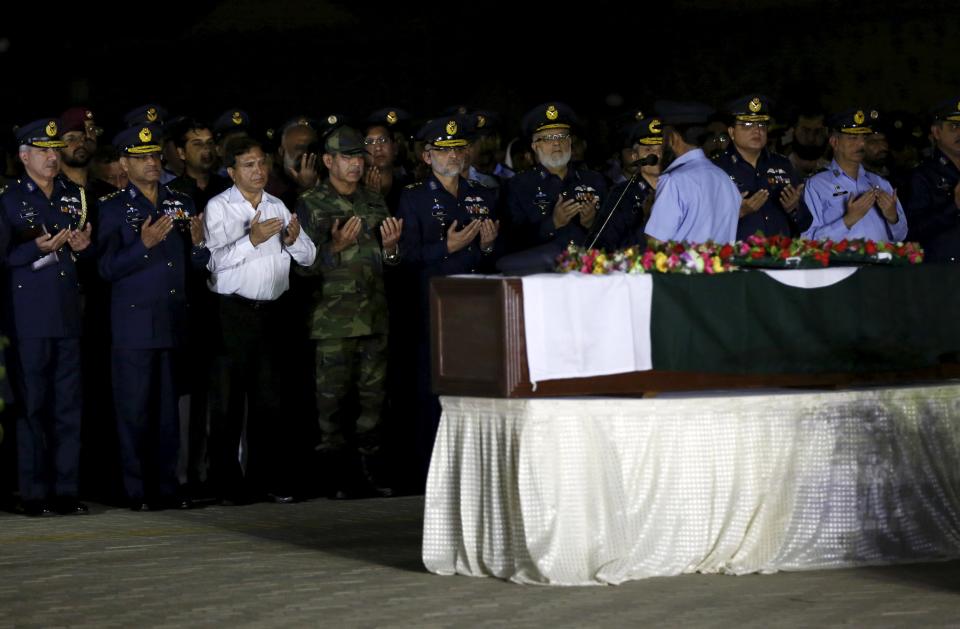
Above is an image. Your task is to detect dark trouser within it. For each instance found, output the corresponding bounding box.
[315,335,388,456]
[209,295,295,497]
[16,337,83,501]
[112,348,180,501]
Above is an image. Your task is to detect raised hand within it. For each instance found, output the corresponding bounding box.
[190,212,205,246]
[843,189,877,228]
[67,223,93,252]
[445,220,482,253]
[552,196,581,228]
[287,153,319,190]
[283,213,301,246]
[876,189,899,223]
[249,209,283,246]
[141,214,174,249]
[36,228,70,253]
[739,189,770,217]
[380,216,403,251]
[479,219,500,249]
[331,216,363,253]
[779,183,805,213]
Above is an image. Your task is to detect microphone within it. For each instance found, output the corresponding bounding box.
[628,154,659,168]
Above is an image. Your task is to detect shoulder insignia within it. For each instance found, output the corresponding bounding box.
[0,183,7,197]
[404,181,423,190]
[99,190,122,203]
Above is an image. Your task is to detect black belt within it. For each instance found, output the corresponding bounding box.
[221,293,277,309]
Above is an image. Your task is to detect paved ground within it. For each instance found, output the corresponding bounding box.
[0,496,958,628]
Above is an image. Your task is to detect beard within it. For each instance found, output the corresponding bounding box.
[62,149,91,168]
[659,142,677,171]
[537,147,571,171]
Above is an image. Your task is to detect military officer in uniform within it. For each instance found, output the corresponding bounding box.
[296,126,402,498]
[644,101,741,244]
[97,125,209,510]
[2,119,93,516]
[802,109,907,242]
[906,97,960,261]
[590,114,663,251]
[504,102,606,254]
[398,115,500,488]
[714,95,811,240]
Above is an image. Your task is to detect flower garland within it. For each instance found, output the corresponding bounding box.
[555,235,924,275]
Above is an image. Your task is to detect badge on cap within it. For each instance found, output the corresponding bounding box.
[327,115,338,125]
[147,107,158,122]
[477,115,487,128]
[649,119,661,133]
[870,110,879,120]
[386,111,398,125]
[45,121,58,137]
[854,110,865,125]
[634,110,644,121]
[546,105,559,121]
[749,98,762,113]
[445,120,458,136]
[232,111,243,125]
[139,127,152,143]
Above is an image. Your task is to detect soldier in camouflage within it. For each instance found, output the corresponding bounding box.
[296,126,402,499]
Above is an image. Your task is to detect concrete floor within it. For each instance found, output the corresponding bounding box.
[1,496,958,628]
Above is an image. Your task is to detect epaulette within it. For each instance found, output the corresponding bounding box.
[99,190,122,203]
[404,181,424,190]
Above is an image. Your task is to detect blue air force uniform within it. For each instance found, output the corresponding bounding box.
[905,99,960,261]
[97,125,209,506]
[398,174,499,278]
[644,101,742,244]
[506,164,607,251]
[714,95,813,239]
[802,110,908,242]
[505,102,607,253]
[1,119,91,507]
[397,116,500,488]
[907,148,960,261]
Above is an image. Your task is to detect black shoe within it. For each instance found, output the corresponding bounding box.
[129,501,153,512]
[266,493,298,504]
[360,454,395,498]
[20,500,56,517]
[54,498,89,515]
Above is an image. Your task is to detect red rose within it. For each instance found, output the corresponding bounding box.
[865,241,877,255]
[720,244,734,259]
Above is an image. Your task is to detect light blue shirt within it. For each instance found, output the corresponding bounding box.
[802,160,908,242]
[644,148,741,244]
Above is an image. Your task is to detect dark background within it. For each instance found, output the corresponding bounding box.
[2,0,959,152]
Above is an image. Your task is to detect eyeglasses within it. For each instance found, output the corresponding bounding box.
[429,146,467,154]
[736,122,768,130]
[534,133,571,143]
[364,136,391,146]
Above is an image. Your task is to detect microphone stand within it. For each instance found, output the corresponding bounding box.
[587,169,642,251]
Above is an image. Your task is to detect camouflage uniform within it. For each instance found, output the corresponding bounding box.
[296,181,396,455]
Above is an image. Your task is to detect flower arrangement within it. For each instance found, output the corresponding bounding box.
[555,235,924,275]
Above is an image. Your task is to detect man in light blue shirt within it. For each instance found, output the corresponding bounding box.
[644,101,741,244]
[802,108,907,242]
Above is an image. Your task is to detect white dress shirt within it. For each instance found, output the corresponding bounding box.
[204,185,316,300]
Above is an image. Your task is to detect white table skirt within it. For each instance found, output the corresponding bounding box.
[422,385,960,585]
